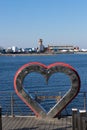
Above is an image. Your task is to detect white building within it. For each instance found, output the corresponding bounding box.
[12,46,18,53]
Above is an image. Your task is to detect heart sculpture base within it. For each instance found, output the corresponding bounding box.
[14,62,80,118]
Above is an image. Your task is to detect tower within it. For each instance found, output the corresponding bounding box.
[38,39,43,46]
[38,39,44,52]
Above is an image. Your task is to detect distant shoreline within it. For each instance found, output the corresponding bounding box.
[0,53,54,56]
[0,51,87,56]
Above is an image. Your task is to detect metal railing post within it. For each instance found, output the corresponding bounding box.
[11,92,14,117]
[0,106,2,130]
[83,92,86,110]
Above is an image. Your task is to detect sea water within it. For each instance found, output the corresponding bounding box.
[0,54,87,115]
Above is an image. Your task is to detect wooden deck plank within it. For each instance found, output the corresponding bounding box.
[2,116,72,130]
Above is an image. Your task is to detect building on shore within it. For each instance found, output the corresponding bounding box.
[12,46,19,53]
[48,45,79,53]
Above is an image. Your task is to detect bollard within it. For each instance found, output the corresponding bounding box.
[72,108,78,130]
[78,110,86,130]
[0,106,2,130]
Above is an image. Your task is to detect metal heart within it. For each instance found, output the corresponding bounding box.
[14,62,80,118]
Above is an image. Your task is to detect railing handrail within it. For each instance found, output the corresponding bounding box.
[0,90,87,116]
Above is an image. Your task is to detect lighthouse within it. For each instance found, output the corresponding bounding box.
[38,39,44,52]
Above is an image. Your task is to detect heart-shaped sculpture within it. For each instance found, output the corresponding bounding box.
[14,62,80,118]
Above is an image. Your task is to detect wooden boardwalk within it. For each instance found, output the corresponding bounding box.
[2,116,72,130]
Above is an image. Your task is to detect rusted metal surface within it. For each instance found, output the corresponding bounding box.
[14,62,80,118]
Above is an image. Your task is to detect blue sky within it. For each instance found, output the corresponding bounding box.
[0,0,87,49]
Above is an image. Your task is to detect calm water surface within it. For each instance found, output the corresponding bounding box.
[0,54,87,91]
[0,54,87,115]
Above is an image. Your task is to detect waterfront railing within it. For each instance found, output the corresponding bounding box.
[0,91,87,117]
